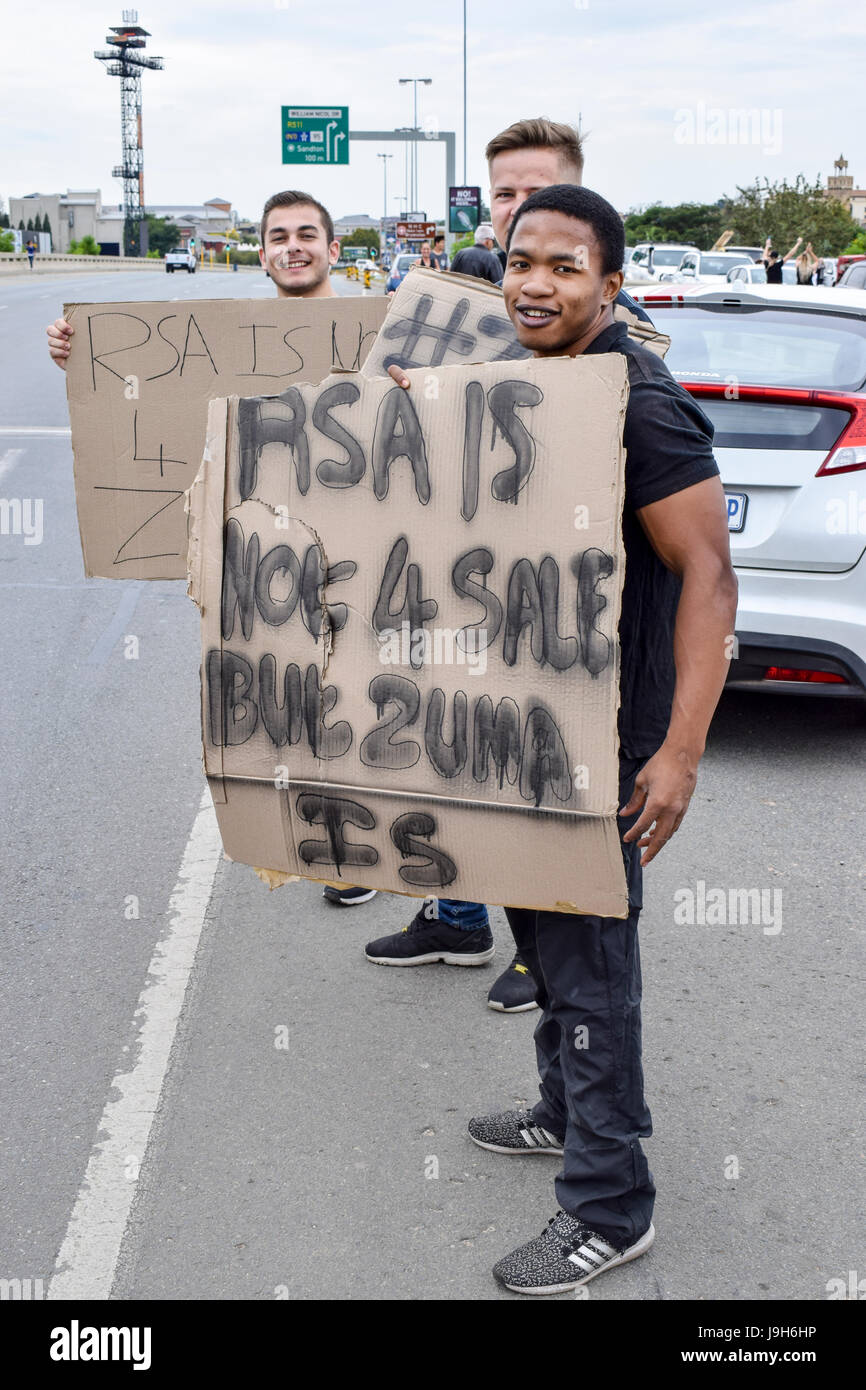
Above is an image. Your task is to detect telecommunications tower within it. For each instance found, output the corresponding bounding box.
[95,10,163,256]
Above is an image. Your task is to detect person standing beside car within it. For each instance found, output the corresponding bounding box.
[449,223,503,284]
[762,235,802,284]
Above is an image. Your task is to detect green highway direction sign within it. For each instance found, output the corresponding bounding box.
[282,107,349,164]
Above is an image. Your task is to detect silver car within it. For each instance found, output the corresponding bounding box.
[629,282,866,696]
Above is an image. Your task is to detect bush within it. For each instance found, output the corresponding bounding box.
[0,231,14,253]
[229,249,262,266]
[69,235,101,256]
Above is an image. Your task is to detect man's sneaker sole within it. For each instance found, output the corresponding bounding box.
[487,997,539,1013]
[323,887,377,905]
[499,1222,655,1295]
[469,1130,564,1157]
[366,945,496,967]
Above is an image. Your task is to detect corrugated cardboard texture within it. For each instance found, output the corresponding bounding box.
[191,354,631,916]
[64,295,388,580]
[362,267,670,378]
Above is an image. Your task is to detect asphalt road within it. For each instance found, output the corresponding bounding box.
[0,267,863,1303]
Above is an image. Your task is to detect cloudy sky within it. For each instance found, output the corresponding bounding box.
[2,0,864,226]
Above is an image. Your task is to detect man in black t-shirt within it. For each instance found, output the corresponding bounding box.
[762,234,802,283]
[464,184,737,1294]
[449,222,503,283]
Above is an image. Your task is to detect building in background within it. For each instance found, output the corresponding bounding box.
[9,190,240,254]
[826,155,866,227]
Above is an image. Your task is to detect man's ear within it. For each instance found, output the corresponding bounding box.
[258,246,266,267]
[602,269,624,304]
[328,240,340,266]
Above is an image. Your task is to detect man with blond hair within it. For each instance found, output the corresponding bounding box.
[364,118,654,1009]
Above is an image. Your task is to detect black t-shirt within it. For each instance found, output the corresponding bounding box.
[450,245,504,284]
[765,258,783,283]
[581,320,720,758]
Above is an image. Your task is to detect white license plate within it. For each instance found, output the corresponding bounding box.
[725,492,748,533]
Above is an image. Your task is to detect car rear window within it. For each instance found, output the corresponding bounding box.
[701,256,749,276]
[651,249,685,267]
[650,304,866,391]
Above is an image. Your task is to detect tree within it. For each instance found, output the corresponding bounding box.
[26,216,34,231]
[450,231,474,255]
[0,211,8,229]
[33,212,43,232]
[840,229,866,256]
[18,219,25,231]
[340,227,381,254]
[69,235,101,256]
[0,231,14,253]
[42,214,51,244]
[145,214,182,257]
[624,201,727,249]
[723,174,861,256]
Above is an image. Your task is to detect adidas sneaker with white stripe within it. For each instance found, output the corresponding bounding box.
[467,1108,565,1156]
[493,1209,655,1295]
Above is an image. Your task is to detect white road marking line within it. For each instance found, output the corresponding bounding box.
[0,426,71,436]
[47,787,224,1301]
[87,583,141,666]
[0,448,25,483]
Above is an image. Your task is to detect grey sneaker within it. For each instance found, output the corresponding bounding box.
[493,1209,655,1295]
[468,1108,564,1156]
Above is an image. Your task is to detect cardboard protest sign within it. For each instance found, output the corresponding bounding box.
[63,296,388,581]
[189,353,631,916]
[362,267,669,379]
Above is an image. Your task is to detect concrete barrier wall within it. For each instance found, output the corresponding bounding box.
[0,253,266,274]
[0,252,164,271]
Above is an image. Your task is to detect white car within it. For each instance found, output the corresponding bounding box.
[628,282,866,697]
[165,247,196,274]
[727,262,798,286]
[673,250,754,283]
[625,242,698,282]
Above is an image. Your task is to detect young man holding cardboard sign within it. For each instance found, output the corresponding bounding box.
[366,118,655,1011]
[387,184,737,1294]
[47,190,377,908]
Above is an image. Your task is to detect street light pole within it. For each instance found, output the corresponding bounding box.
[399,77,431,213]
[378,152,392,255]
[463,0,467,183]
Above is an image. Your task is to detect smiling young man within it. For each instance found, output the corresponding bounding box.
[365,121,660,1010]
[46,191,377,915]
[455,184,738,1294]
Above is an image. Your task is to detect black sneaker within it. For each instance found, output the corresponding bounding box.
[487,951,539,1012]
[493,1209,655,1295]
[322,885,377,906]
[468,1108,564,1156]
[365,899,495,967]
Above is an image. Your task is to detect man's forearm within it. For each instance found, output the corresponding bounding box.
[664,559,738,759]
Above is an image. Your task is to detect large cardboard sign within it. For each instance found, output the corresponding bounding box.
[361,267,670,378]
[64,296,388,581]
[189,354,631,916]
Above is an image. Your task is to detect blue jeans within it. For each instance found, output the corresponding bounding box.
[436,898,489,929]
[503,756,655,1248]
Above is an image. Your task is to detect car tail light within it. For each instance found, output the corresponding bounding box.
[678,383,866,477]
[763,667,846,684]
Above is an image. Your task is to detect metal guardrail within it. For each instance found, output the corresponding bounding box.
[0,252,164,268]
